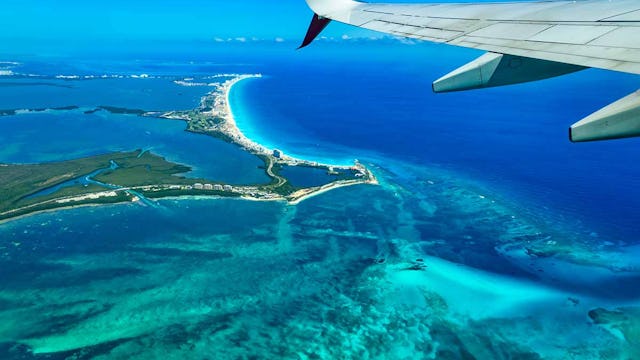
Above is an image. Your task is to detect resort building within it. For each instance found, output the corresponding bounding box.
[194,183,204,190]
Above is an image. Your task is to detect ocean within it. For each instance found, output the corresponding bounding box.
[236,44,640,240]
[0,41,639,359]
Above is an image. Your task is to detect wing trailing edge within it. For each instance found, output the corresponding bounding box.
[300,0,640,142]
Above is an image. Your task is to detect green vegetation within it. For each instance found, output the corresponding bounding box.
[185,110,224,132]
[269,181,296,196]
[0,150,225,221]
[0,147,290,222]
[1,192,131,222]
[0,106,79,117]
[0,152,133,213]
[52,106,79,111]
[95,151,194,187]
[98,106,147,115]
[0,83,375,222]
[0,104,145,117]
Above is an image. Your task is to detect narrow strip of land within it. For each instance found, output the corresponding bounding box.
[0,74,377,222]
[156,74,378,201]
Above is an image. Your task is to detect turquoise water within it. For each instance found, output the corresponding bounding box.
[0,162,637,358]
[0,109,268,184]
[0,50,639,358]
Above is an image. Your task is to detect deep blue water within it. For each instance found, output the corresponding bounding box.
[0,43,640,250]
[279,165,337,188]
[3,41,639,254]
[0,77,212,111]
[235,44,640,240]
[1,43,639,358]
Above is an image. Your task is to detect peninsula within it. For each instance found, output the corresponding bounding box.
[0,74,377,222]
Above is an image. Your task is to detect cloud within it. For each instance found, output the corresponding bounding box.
[209,36,295,44]
[393,36,420,45]
[208,34,421,46]
[306,34,422,45]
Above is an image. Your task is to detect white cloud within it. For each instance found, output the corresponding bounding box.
[394,36,420,45]
[212,37,255,43]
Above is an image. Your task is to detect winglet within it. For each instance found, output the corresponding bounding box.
[299,14,332,49]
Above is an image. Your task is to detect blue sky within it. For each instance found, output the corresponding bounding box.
[0,0,531,55]
[1,0,363,43]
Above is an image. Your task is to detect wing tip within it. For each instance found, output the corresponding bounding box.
[299,14,332,49]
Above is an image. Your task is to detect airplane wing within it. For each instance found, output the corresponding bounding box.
[300,0,640,142]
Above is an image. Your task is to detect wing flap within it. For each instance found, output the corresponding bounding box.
[468,23,552,41]
[527,25,617,45]
[453,39,636,73]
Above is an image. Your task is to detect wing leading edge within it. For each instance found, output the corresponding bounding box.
[300,0,640,142]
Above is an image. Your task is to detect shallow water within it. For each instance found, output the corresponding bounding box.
[0,160,637,358]
[0,50,638,358]
[0,108,268,184]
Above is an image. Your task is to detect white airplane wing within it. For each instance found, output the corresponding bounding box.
[300,0,640,142]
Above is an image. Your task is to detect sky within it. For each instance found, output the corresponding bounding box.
[0,0,535,55]
[1,0,355,43]
[1,1,515,41]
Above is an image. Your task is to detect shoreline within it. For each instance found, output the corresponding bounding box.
[0,201,125,227]
[227,77,355,167]
[160,73,378,203]
[0,74,378,224]
[220,75,355,168]
[216,74,358,168]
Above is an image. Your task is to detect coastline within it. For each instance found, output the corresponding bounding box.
[0,73,378,224]
[227,76,356,167]
[160,73,378,203]
[0,201,127,227]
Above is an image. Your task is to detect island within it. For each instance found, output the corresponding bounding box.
[0,74,377,222]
